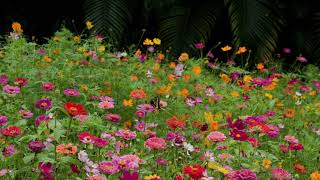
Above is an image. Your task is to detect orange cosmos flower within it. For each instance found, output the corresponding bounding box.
[192,66,202,75]
[284,108,295,118]
[168,74,176,82]
[311,171,320,180]
[178,88,189,97]
[169,62,176,69]
[221,45,232,52]
[220,74,231,83]
[236,47,247,54]
[123,99,133,107]
[182,75,191,82]
[256,63,264,70]
[12,22,23,33]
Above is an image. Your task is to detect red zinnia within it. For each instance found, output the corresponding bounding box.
[2,126,22,137]
[167,116,185,130]
[78,131,96,144]
[183,164,205,179]
[64,102,87,116]
[230,129,248,141]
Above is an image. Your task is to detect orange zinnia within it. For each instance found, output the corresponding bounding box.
[167,116,185,130]
[220,74,231,83]
[123,99,133,107]
[178,88,189,97]
[256,63,264,70]
[179,53,189,62]
[56,143,77,155]
[12,22,23,33]
[130,89,146,99]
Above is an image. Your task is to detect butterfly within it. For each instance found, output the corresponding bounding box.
[150,96,161,110]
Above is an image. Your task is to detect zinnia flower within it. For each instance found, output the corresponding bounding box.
[78,132,97,144]
[120,171,139,180]
[56,143,78,155]
[14,77,28,87]
[104,113,121,123]
[207,131,226,143]
[226,169,257,180]
[3,85,20,96]
[35,99,52,109]
[0,75,8,85]
[64,88,80,96]
[230,129,248,141]
[28,140,46,153]
[144,137,166,150]
[183,164,205,179]
[0,115,8,126]
[130,89,146,99]
[2,145,16,157]
[99,161,119,175]
[166,116,185,130]
[115,129,137,140]
[64,102,87,116]
[271,168,292,180]
[2,126,21,137]
[41,82,54,91]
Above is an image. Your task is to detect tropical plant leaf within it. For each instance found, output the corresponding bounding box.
[159,0,223,54]
[225,0,284,62]
[84,0,132,42]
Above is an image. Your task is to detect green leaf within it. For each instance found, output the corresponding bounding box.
[23,153,35,164]
[225,0,284,62]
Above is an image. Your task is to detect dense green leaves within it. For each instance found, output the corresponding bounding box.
[226,0,284,62]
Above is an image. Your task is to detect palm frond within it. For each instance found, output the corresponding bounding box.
[225,0,284,62]
[84,0,131,42]
[159,1,223,54]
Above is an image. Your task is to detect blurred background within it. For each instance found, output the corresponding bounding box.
[1,0,320,64]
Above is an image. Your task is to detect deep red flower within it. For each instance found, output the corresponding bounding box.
[289,143,304,151]
[64,102,87,116]
[14,77,28,87]
[230,129,248,141]
[183,164,205,179]
[2,126,22,137]
[70,164,80,174]
[175,175,184,180]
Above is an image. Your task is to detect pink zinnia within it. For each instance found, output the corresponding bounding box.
[104,113,121,123]
[284,135,299,144]
[271,168,292,180]
[115,130,137,140]
[41,82,54,91]
[195,42,205,49]
[64,88,80,96]
[296,55,307,63]
[99,101,114,109]
[35,99,52,109]
[0,115,8,126]
[94,138,109,148]
[207,131,226,143]
[144,137,166,150]
[3,85,20,96]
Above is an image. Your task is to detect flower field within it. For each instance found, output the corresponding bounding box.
[0,23,320,180]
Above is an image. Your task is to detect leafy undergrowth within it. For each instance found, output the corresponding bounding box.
[0,27,320,180]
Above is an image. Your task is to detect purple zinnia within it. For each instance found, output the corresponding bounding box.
[28,140,46,153]
[35,99,52,109]
[2,145,16,157]
[0,115,8,126]
[0,75,8,85]
[137,104,155,113]
[64,88,80,96]
[35,115,51,127]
